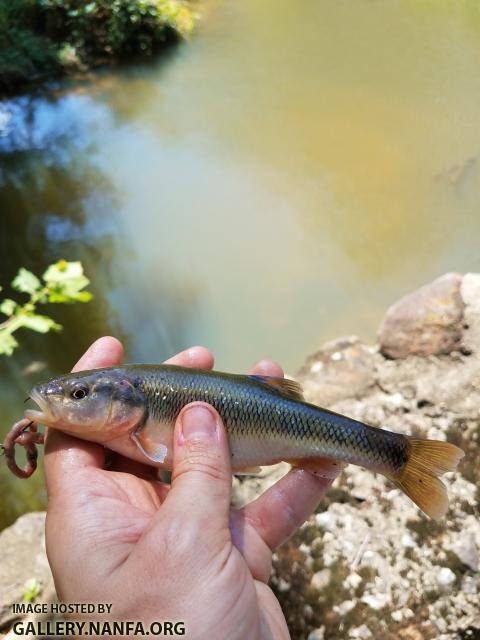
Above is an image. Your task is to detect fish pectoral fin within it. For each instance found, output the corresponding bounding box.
[286,457,347,479]
[234,466,262,476]
[249,375,305,401]
[131,428,168,464]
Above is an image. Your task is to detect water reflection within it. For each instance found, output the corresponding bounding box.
[0,90,202,528]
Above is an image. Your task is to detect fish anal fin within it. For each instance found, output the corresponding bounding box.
[131,426,169,464]
[390,438,464,521]
[286,457,346,480]
[251,375,304,401]
[234,466,262,476]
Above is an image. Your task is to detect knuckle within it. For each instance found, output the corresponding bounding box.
[175,440,227,482]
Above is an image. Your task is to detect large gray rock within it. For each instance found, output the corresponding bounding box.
[378,273,464,359]
[296,336,377,406]
[460,272,480,356]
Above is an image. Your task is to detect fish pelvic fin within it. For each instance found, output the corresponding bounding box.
[391,438,464,521]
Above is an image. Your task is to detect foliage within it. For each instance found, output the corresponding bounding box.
[0,0,194,93]
[0,260,92,356]
[43,0,194,55]
[0,0,59,92]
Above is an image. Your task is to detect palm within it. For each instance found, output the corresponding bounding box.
[67,460,268,576]
[60,465,161,566]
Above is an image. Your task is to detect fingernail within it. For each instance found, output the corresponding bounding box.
[181,405,217,441]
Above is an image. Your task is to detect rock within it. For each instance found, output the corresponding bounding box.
[400,534,416,549]
[297,337,376,405]
[378,273,464,358]
[461,272,480,355]
[361,593,391,610]
[276,578,291,592]
[447,520,479,571]
[0,512,56,630]
[391,608,416,623]
[436,567,456,588]
[315,512,336,531]
[349,624,372,639]
[311,569,331,591]
[343,572,362,591]
[333,600,356,617]
[398,626,425,640]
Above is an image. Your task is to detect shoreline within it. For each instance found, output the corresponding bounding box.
[1,273,479,639]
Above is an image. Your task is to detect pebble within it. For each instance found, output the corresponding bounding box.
[315,512,336,531]
[349,625,373,639]
[401,534,416,549]
[450,531,479,572]
[361,593,391,610]
[276,578,291,592]
[437,567,456,587]
[334,600,356,617]
[311,569,331,591]
[343,572,362,591]
[386,392,404,408]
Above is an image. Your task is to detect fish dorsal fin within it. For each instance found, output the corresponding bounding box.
[250,375,304,401]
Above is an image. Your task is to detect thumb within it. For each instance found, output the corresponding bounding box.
[165,402,232,529]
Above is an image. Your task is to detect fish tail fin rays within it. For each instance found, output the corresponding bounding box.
[390,438,464,520]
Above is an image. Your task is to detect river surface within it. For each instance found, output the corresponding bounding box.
[1,0,480,527]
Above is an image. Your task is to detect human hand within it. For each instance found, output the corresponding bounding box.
[45,338,339,639]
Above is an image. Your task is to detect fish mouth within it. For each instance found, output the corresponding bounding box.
[24,389,55,425]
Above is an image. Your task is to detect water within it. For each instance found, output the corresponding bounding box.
[2,0,480,528]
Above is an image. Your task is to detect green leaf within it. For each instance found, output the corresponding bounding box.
[74,291,93,302]
[17,314,62,334]
[0,299,17,316]
[42,259,82,283]
[43,260,92,303]
[0,332,18,356]
[22,578,42,603]
[12,268,42,295]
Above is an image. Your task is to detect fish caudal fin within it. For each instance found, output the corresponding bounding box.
[391,438,464,520]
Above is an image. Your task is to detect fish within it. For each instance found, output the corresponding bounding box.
[22,364,464,520]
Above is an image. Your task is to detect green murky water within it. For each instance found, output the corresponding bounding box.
[2,0,480,528]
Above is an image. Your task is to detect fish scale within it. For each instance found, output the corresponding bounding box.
[126,365,409,474]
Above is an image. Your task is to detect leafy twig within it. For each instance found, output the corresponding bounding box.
[0,260,92,356]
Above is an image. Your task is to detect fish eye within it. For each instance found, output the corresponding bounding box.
[71,385,89,400]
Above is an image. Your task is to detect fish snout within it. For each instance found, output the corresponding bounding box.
[24,384,59,425]
[42,380,64,397]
